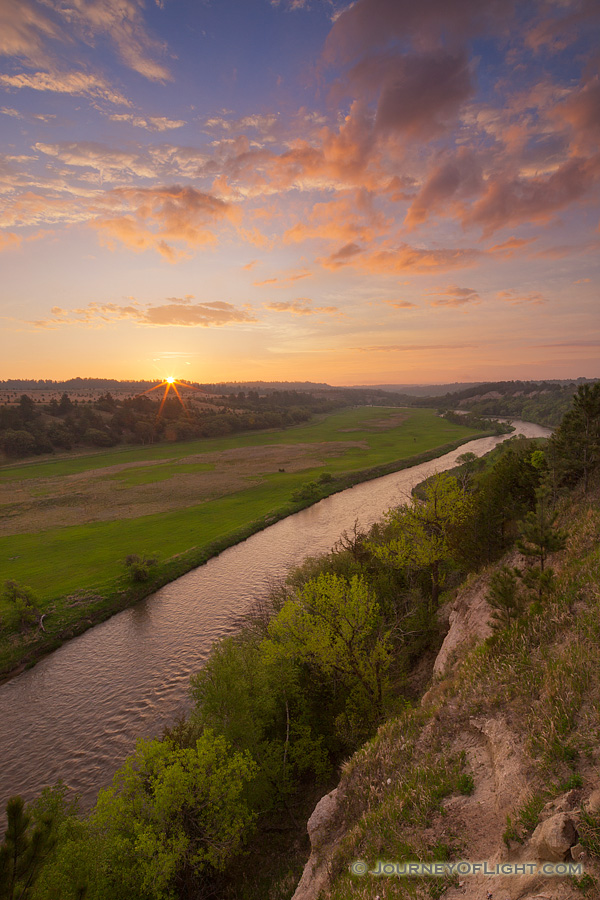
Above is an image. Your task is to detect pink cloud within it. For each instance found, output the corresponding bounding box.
[496,289,547,305]
[253,270,312,288]
[325,0,516,64]
[30,297,257,329]
[320,242,482,274]
[385,299,417,309]
[0,231,22,251]
[283,189,389,246]
[429,285,482,307]
[488,236,537,256]
[463,156,600,236]
[373,52,473,139]
[265,299,339,316]
[405,148,483,228]
[92,185,239,259]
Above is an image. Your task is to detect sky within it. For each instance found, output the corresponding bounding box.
[0,0,599,385]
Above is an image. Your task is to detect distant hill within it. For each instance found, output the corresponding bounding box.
[350,382,484,397]
[415,378,600,427]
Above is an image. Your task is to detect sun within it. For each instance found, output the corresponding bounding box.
[142,377,195,420]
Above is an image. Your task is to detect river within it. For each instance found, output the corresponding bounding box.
[0,421,551,815]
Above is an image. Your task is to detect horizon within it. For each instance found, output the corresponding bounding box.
[1,374,597,391]
[1,0,599,384]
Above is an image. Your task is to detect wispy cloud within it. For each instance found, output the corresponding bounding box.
[320,242,482,274]
[30,297,257,329]
[253,270,312,288]
[0,231,22,251]
[108,114,186,131]
[428,285,481,307]
[351,342,479,353]
[264,298,340,316]
[496,289,548,305]
[385,299,417,309]
[92,185,240,259]
[0,71,131,106]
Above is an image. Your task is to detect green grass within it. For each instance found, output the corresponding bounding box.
[0,477,307,599]
[0,409,483,600]
[0,407,474,482]
[0,407,489,675]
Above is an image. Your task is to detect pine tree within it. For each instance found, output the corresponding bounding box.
[517,488,566,573]
[486,566,524,629]
[551,382,600,492]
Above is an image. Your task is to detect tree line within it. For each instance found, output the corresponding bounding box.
[0,391,341,460]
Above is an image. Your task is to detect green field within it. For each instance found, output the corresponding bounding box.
[0,406,490,675]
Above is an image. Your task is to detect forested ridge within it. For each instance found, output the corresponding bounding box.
[1,378,593,460]
[0,390,341,460]
[1,382,599,899]
[409,378,599,427]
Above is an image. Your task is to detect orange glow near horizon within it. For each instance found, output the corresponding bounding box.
[142,378,194,421]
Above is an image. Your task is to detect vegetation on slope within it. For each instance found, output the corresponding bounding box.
[409,378,598,428]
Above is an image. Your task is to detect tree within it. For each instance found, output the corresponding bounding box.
[1,581,40,633]
[517,488,566,573]
[0,793,61,900]
[264,573,391,731]
[455,451,478,491]
[551,382,600,492]
[1,430,36,458]
[486,566,524,629]
[58,393,73,415]
[516,488,566,601]
[85,732,257,900]
[373,473,473,607]
[190,630,331,806]
[124,554,158,583]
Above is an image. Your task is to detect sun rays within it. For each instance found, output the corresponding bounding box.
[142,378,195,420]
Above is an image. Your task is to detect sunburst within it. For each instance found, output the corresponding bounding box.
[142,377,195,420]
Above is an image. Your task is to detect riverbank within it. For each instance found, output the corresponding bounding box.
[0,429,499,683]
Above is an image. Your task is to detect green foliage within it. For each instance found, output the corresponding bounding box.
[487,566,524,629]
[124,553,158,583]
[265,573,391,737]
[373,473,472,606]
[517,488,567,573]
[190,630,331,806]
[550,381,600,492]
[0,580,40,633]
[572,873,597,894]
[579,808,600,858]
[1,430,36,458]
[459,438,543,568]
[290,481,322,502]
[0,788,69,900]
[35,733,257,900]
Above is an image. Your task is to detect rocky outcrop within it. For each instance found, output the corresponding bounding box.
[530,812,578,862]
[291,788,344,900]
[433,570,494,677]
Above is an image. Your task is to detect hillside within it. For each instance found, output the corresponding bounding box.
[292,480,600,900]
[412,379,599,427]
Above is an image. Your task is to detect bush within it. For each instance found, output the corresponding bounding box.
[124,554,158,583]
[1,580,40,632]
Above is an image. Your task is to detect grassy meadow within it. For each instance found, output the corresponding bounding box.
[0,406,489,675]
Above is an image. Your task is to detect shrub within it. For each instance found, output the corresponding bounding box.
[124,554,158,583]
